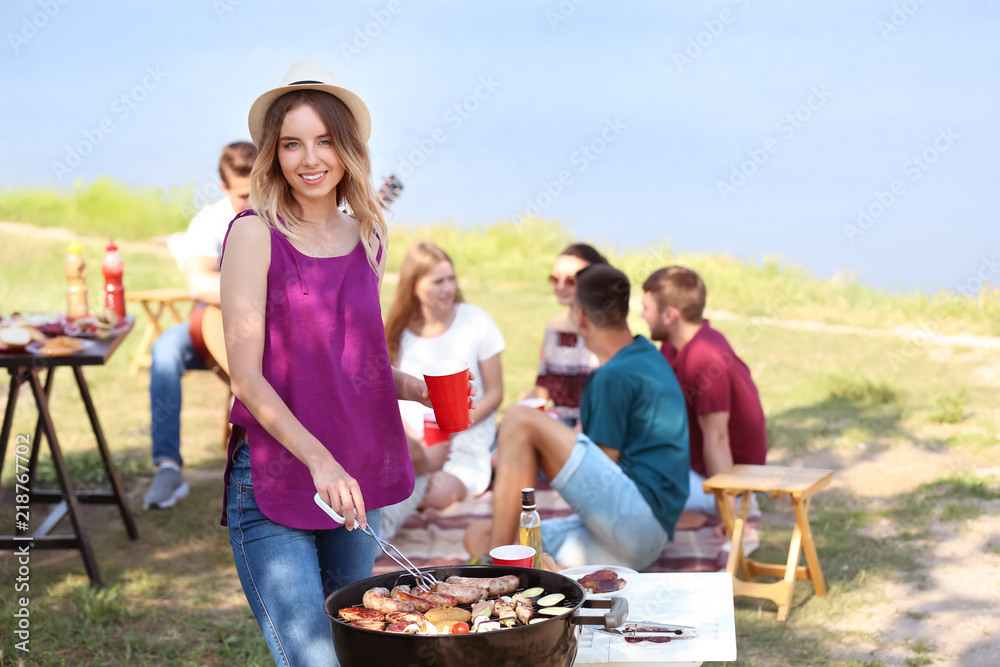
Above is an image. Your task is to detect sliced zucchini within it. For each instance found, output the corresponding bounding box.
[528,618,548,624]
[536,593,565,607]
[520,587,545,598]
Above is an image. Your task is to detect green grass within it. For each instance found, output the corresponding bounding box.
[929,388,968,424]
[2,204,1000,665]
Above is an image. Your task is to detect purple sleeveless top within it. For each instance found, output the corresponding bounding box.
[220,211,414,529]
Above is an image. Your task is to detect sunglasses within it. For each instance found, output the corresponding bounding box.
[548,274,577,288]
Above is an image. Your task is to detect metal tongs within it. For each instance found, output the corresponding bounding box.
[313,492,441,592]
[594,621,698,643]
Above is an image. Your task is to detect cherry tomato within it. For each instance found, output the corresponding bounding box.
[451,622,470,634]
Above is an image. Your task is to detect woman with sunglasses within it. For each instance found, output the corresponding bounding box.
[528,243,608,427]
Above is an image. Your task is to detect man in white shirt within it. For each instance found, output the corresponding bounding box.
[143,142,256,509]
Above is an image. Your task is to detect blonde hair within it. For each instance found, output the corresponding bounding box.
[384,242,465,365]
[249,89,386,275]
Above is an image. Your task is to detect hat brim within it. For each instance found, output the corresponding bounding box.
[248,83,371,147]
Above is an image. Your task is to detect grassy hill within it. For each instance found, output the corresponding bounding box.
[1,182,999,665]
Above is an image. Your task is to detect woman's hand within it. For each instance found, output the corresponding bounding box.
[312,457,367,531]
[418,370,478,421]
[422,440,452,473]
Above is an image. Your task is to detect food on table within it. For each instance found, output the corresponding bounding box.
[576,568,627,593]
[433,582,488,604]
[37,336,86,356]
[445,575,520,597]
[363,587,416,614]
[0,327,31,348]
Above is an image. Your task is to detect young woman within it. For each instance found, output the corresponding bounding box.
[528,243,607,426]
[383,242,504,512]
[219,60,468,666]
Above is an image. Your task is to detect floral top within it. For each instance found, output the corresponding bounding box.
[535,327,598,420]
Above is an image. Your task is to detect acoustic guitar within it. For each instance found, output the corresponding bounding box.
[190,175,405,380]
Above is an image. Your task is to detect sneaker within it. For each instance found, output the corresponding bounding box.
[142,466,189,509]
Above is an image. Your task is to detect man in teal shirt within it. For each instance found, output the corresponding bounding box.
[465,264,689,569]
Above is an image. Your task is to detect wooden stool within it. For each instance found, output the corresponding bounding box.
[702,464,833,621]
[125,288,192,376]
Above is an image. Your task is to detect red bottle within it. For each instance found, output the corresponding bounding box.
[102,239,126,320]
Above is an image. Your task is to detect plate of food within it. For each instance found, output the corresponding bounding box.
[64,311,126,339]
[27,336,94,357]
[559,565,636,599]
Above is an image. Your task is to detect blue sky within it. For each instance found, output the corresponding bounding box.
[2,0,998,293]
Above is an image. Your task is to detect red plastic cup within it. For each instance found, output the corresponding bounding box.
[516,398,547,410]
[423,413,450,446]
[422,360,471,433]
[490,544,535,568]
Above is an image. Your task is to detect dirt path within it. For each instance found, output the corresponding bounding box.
[778,441,1000,666]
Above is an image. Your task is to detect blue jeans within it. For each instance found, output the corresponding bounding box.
[227,442,380,667]
[149,323,205,466]
[540,435,669,570]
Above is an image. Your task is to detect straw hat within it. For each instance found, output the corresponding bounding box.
[247,59,371,147]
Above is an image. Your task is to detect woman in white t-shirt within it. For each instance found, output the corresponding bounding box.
[383,242,505,518]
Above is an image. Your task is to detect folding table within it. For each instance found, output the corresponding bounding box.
[0,318,138,585]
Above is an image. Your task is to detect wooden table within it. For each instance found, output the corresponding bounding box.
[0,319,138,585]
[125,288,192,376]
[574,572,737,665]
[702,464,833,621]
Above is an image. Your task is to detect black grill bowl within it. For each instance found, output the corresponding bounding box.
[324,564,626,667]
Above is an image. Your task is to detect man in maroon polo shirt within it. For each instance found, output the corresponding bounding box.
[640,266,767,517]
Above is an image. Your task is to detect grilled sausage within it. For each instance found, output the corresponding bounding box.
[433,582,488,604]
[391,586,434,613]
[445,575,520,597]
[413,590,458,608]
[363,587,415,613]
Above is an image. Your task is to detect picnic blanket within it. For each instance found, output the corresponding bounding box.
[374,478,759,575]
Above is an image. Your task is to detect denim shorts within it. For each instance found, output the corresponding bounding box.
[227,441,380,667]
[540,434,668,570]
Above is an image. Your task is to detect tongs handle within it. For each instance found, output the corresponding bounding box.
[313,492,368,532]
